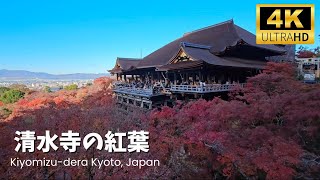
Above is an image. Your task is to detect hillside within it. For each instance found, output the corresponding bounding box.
[0,63,319,179]
[0,69,109,80]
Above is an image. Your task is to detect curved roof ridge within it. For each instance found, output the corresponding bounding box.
[114,57,141,71]
[233,25,286,53]
[182,46,266,69]
[117,57,142,61]
[183,19,234,36]
[181,42,212,50]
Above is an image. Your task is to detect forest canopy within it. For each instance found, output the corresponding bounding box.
[0,62,319,179]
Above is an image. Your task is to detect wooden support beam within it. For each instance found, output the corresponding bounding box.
[165,72,169,86]
[186,72,189,83]
[199,71,203,82]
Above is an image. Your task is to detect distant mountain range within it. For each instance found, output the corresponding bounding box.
[0,69,109,80]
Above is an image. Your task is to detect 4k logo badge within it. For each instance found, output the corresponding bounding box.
[256,4,315,44]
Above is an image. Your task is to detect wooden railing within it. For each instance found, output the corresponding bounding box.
[113,86,154,97]
[112,81,245,96]
[170,83,245,93]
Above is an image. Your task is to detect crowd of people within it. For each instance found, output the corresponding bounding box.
[113,79,241,94]
[113,80,153,89]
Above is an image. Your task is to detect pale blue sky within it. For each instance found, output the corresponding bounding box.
[0,0,319,74]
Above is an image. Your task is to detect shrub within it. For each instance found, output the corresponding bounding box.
[0,89,25,104]
[43,86,52,93]
[0,107,12,119]
[0,87,10,96]
[64,84,78,90]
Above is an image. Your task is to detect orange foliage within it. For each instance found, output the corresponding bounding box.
[22,97,53,108]
[94,76,113,87]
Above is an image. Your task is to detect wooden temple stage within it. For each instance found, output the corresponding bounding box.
[108,20,295,109]
[112,82,245,109]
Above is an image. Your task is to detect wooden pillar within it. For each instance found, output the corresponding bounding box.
[124,74,127,82]
[165,72,169,86]
[174,73,177,85]
[116,74,119,81]
[186,72,189,84]
[192,73,196,85]
[157,72,161,82]
[199,71,202,82]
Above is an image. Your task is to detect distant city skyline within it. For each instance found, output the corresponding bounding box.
[0,0,319,74]
[0,69,108,80]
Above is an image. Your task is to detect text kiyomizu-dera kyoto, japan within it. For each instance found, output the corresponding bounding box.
[109,20,295,109]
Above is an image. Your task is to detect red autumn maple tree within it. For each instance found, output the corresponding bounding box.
[296,46,317,58]
[148,62,320,179]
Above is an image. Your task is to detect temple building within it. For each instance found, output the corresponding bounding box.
[296,57,320,83]
[109,20,294,109]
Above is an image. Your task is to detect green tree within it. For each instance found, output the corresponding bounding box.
[63,84,78,90]
[44,86,52,93]
[0,89,25,104]
[0,87,10,96]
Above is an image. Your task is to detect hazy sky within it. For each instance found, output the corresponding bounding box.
[0,0,319,74]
